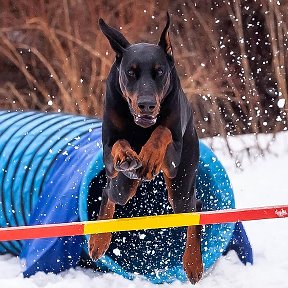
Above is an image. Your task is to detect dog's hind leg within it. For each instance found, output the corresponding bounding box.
[164,173,203,285]
[88,174,140,260]
[183,218,203,285]
[163,133,203,284]
[88,189,115,260]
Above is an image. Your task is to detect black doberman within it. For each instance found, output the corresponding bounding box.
[88,14,203,284]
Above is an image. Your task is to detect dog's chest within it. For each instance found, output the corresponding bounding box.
[123,126,154,153]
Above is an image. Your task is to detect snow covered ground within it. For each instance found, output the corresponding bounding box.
[0,132,287,288]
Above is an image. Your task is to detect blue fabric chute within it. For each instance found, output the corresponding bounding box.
[0,110,253,284]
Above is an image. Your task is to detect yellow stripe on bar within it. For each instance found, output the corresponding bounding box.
[83,212,201,235]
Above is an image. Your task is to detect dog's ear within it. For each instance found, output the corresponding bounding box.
[158,12,173,57]
[99,18,130,57]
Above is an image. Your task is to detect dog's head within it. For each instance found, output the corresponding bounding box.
[99,13,174,128]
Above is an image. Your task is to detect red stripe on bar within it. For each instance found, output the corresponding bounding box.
[0,223,84,241]
[200,205,288,225]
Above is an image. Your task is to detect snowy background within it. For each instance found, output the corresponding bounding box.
[0,132,287,288]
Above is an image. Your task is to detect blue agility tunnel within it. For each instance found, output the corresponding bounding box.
[0,110,253,284]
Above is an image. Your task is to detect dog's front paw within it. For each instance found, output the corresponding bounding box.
[111,140,142,172]
[115,155,141,172]
[137,143,165,181]
[137,126,172,181]
[88,233,112,260]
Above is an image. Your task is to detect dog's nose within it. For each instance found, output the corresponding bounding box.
[137,99,156,113]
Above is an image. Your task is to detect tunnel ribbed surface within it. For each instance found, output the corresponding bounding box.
[0,110,101,255]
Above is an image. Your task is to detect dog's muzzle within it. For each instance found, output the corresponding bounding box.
[134,114,157,128]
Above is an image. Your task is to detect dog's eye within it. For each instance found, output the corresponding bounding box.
[127,69,136,77]
[156,68,164,76]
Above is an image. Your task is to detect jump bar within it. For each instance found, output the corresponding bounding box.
[0,205,287,241]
